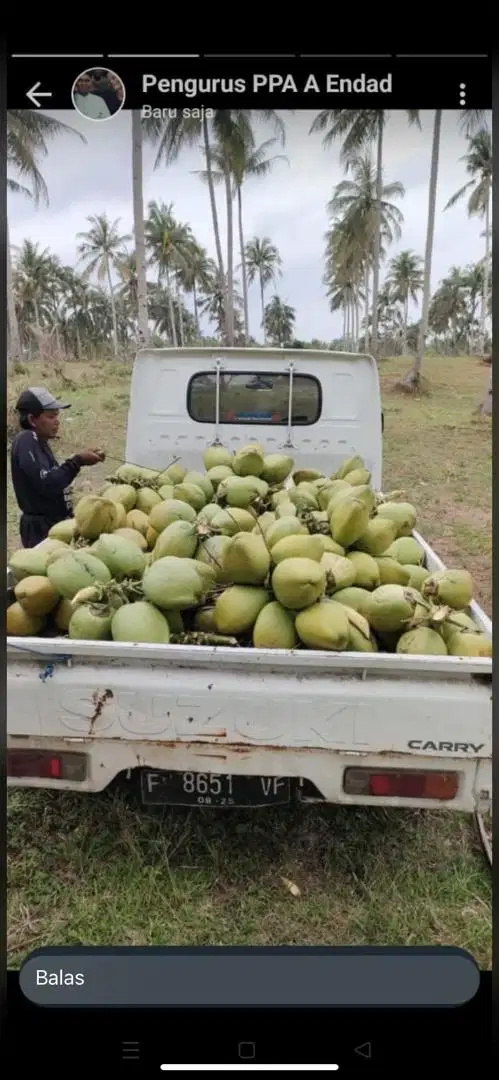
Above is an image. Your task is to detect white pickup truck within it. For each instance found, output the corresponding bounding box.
[7,347,492,816]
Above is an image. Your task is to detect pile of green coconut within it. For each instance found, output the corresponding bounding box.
[6,444,492,658]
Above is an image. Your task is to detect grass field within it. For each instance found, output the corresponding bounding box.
[7,354,492,968]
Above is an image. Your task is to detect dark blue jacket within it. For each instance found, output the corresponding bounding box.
[10,430,82,525]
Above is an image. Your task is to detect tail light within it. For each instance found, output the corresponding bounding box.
[343,767,459,801]
[7,749,87,782]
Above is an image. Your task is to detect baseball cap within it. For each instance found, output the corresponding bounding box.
[15,387,72,415]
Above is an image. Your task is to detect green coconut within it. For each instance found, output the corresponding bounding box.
[195,534,233,580]
[271,557,326,611]
[261,454,294,484]
[68,604,113,640]
[7,602,45,636]
[111,601,170,643]
[48,518,77,543]
[232,444,265,477]
[295,599,350,651]
[184,471,214,500]
[342,605,378,652]
[396,627,448,655]
[142,557,207,610]
[292,468,323,484]
[252,511,277,537]
[376,501,417,537]
[342,467,371,486]
[113,527,149,552]
[102,484,137,511]
[46,551,112,600]
[211,508,256,535]
[74,495,120,539]
[194,606,217,632]
[149,498,197,533]
[375,557,411,586]
[252,601,298,649]
[173,482,207,512]
[265,517,308,549]
[220,475,268,508]
[197,503,224,526]
[222,533,271,585]
[152,520,199,560]
[354,517,398,557]
[447,631,492,658]
[53,597,74,632]
[91,534,146,580]
[271,534,325,564]
[134,487,163,514]
[158,485,175,502]
[421,569,473,610]
[329,496,370,547]
[214,586,271,635]
[321,552,357,592]
[8,547,53,581]
[440,611,478,645]
[125,509,150,536]
[366,584,423,634]
[14,575,60,617]
[332,586,373,618]
[206,464,234,489]
[406,565,431,590]
[275,500,298,519]
[332,454,365,480]
[345,551,380,591]
[203,445,233,471]
[385,536,425,566]
[157,463,187,486]
[322,537,346,556]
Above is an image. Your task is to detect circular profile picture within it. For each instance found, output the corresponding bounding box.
[71,67,125,121]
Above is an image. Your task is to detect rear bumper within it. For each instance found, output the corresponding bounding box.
[7,735,491,812]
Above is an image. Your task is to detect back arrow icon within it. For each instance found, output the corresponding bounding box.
[27,82,53,108]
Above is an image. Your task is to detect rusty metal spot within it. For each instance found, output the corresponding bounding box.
[88,688,114,736]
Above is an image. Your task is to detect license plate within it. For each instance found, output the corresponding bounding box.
[140,770,291,807]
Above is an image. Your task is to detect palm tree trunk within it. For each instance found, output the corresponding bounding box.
[224,166,235,346]
[176,280,185,347]
[165,269,178,347]
[131,111,149,347]
[342,306,346,341]
[193,281,200,337]
[105,254,119,357]
[405,109,442,387]
[478,191,491,355]
[237,185,250,344]
[202,115,225,283]
[6,223,22,370]
[260,275,266,344]
[402,295,409,356]
[370,116,384,356]
[364,266,370,353]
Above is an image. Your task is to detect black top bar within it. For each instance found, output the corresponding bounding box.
[7,55,491,109]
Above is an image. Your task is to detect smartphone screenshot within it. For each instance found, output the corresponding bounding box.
[5,43,492,1074]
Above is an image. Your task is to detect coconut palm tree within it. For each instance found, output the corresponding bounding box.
[176,246,215,339]
[245,237,283,343]
[326,154,404,351]
[264,295,296,346]
[131,111,149,346]
[76,213,131,357]
[7,110,85,367]
[145,200,194,347]
[386,250,424,355]
[197,128,288,344]
[403,108,487,387]
[309,109,420,355]
[144,110,287,341]
[444,128,492,353]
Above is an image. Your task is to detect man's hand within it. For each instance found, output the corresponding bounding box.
[77,449,106,466]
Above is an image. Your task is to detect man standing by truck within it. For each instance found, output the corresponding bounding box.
[11,387,106,547]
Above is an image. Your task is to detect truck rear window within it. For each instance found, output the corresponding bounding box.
[187,371,322,426]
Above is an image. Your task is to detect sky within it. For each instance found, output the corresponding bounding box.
[8,108,491,342]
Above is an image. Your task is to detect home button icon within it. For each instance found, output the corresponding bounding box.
[238,1042,256,1060]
